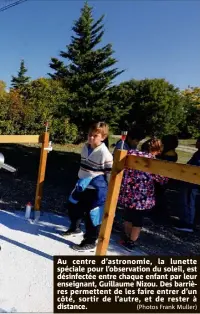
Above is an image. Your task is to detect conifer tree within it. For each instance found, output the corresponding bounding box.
[11,59,30,89]
[49,2,123,134]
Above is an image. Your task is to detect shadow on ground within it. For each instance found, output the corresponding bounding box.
[0,308,17,313]
[0,210,77,260]
[0,210,140,257]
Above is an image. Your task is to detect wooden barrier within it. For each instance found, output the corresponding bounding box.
[96,150,200,256]
[0,135,42,144]
[34,132,49,212]
[0,132,50,212]
[95,149,127,256]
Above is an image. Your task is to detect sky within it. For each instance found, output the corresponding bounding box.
[0,0,200,90]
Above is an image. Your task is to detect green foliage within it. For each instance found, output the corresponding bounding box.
[49,2,123,137]
[0,81,8,119]
[187,107,200,138]
[0,80,7,93]
[179,91,200,138]
[0,82,14,135]
[50,118,78,144]
[182,86,200,107]
[0,87,23,134]
[0,78,78,142]
[11,60,30,89]
[109,80,139,133]
[21,78,78,142]
[115,78,185,137]
[2,71,199,141]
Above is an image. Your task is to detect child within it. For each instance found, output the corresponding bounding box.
[62,122,113,251]
[112,125,145,233]
[141,138,163,156]
[118,149,168,252]
[175,137,200,232]
[152,135,179,222]
[157,134,178,162]
[113,124,145,152]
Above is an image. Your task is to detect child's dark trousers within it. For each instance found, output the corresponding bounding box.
[67,188,100,244]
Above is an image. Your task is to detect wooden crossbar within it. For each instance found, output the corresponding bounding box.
[0,135,42,144]
[96,150,200,256]
[125,155,200,185]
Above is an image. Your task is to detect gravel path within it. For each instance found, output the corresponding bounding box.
[138,217,200,256]
[177,145,196,153]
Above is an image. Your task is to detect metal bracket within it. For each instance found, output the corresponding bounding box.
[44,141,53,153]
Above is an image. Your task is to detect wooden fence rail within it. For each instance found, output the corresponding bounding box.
[0,135,42,144]
[95,149,200,256]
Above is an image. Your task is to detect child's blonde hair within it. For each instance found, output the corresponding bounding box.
[89,121,109,138]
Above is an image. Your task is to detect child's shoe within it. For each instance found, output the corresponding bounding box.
[174,224,194,233]
[72,239,96,251]
[119,239,136,252]
[112,222,122,233]
[118,232,129,245]
[61,228,82,236]
[173,220,194,233]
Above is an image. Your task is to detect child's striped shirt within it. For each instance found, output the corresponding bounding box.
[78,143,113,184]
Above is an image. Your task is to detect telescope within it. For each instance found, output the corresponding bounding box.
[0,153,16,172]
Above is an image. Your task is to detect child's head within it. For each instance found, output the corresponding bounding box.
[126,125,145,149]
[161,134,179,153]
[141,138,162,156]
[141,140,150,153]
[196,137,200,150]
[88,121,109,148]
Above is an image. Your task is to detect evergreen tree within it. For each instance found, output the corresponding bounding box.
[49,2,123,136]
[11,59,30,89]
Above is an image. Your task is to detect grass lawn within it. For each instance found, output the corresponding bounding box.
[178,139,196,147]
[177,150,193,164]
[110,135,197,147]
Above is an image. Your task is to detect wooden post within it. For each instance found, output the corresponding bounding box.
[95,149,128,256]
[34,131,49,212]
